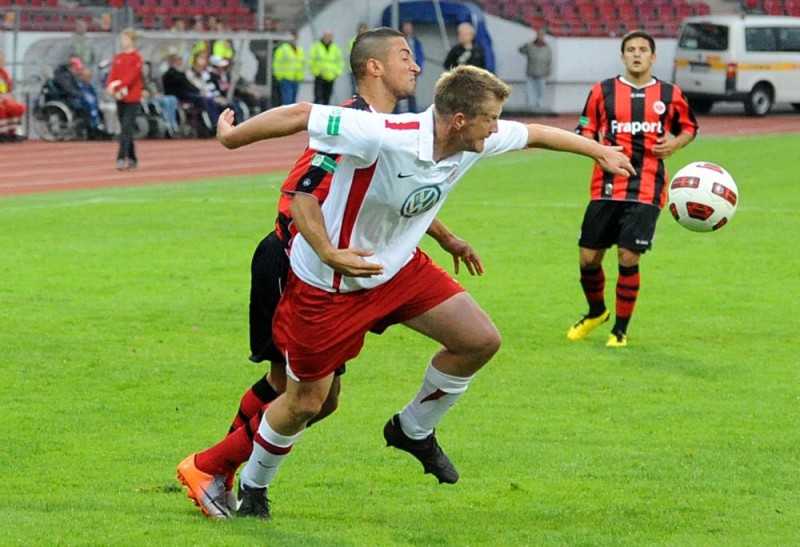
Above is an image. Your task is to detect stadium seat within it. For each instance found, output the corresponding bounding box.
[575,1,597,19]
[597,3,617,19]
[695,2,711,15]
[617,3,636,20]
[520,3,538,20]
[558,3,578,18]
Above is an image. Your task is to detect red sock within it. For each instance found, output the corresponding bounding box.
[614,264,640,333]
[228,376,278,433]
[580,266,606,316]
[196,410,264,476]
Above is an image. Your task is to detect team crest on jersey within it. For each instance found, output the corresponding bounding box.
[447,167,458,183]
[653,100,666,115]
[401,185,442,217]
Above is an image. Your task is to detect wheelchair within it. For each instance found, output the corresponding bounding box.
[31,78,150,142]
[30,78,89,141]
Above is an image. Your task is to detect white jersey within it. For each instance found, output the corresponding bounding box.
[290,104,529,292]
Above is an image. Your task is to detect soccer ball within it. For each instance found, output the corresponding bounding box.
[667,161,738,232]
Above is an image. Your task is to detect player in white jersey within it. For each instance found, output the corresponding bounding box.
[215,65,635,519]
[289,104,528,292]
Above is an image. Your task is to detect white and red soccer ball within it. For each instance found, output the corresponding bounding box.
[668,161,739,232]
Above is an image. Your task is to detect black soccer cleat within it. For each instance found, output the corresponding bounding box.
[383,414,459,484]
[236,483,272,520]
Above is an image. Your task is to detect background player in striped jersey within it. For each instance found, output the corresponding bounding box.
[177,28,485,521]
[568,30,698,348]
[205,65,634,520]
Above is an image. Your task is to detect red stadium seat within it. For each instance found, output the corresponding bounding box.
[597,3,617,19]
[617,3,636,20]
[694,2,711,15]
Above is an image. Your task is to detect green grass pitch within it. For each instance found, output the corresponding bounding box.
[1,134,798,545]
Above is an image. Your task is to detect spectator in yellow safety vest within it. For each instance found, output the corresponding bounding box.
[273,30,306,105]
[309,29,344,105]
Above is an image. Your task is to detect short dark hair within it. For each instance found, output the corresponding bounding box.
[621,30,655,54]
[349,27,404,79]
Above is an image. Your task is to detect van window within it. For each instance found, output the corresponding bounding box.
[777,27,800,52]
[746,26,800,52]
[678,23,729,50]
[746,27,777,51]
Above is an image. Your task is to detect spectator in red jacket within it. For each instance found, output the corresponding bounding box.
[106,28,144,170]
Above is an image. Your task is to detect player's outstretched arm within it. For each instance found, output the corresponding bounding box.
[525,123,636,177]
[290,193,384,278]
[426,218,484,276]
[217,102,313,149]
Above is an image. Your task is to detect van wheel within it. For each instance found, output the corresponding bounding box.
[690,98,713,114]
[744,84,773,116]
[792,103,800,112]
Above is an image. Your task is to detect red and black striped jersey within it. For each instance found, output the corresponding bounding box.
[576,76,698,209]
[273,95,371,248]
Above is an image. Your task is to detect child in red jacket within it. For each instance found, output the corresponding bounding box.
[106,28,143,169]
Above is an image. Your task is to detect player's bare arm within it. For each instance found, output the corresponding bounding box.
[653,131,695,158]
[217,102,313,149]
[525,123,636,177]
[426,218,484,276]
[290,193,384,278]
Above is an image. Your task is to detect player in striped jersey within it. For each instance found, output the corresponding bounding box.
[567,30,698,347]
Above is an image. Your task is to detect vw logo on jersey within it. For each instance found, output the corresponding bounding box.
[401,185,442,217]
[653,100,666,115]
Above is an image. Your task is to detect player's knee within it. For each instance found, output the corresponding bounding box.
[458,323,501,361]
[285,397,325,424]
[312,393,339,424]
[478,327,502,359]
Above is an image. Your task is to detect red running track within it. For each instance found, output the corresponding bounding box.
[2,113,797,197]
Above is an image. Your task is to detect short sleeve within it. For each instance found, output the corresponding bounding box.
[670,87,699,138]
[307,105,383,166]
[482,120,529,157]
[576,84,602,138]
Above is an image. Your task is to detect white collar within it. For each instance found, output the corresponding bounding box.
[417,106,463,166]
[619,75,657,89]
[418,106,436,163]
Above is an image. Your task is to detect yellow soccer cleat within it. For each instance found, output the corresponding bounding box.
[567,309,610,340]
[606,332,628,348]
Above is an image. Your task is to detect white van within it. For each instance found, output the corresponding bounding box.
[673,15,800,115]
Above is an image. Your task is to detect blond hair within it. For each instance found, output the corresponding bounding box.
[434,65,510,118]
[121,27,138,45]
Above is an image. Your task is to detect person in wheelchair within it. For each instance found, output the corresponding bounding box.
[50,57,110,139]
[76,66,112,140]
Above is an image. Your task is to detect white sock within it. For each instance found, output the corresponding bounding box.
[240,416,304,489]
[398,362,474,440]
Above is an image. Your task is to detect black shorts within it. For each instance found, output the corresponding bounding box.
[578,200,661,253]
[249,231,290,364]
[248,231,346,376]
